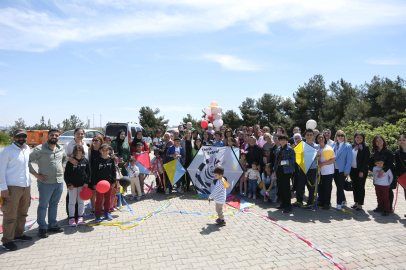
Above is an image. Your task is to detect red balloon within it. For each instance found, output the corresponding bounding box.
[208,114,215,123]
[79,187,93,200]
[201,120,208,129]
[96,180,110,194]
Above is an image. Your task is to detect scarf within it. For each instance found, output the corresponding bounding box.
[354,144,363,151]
[114,130,125,156]
[131,132,145,148]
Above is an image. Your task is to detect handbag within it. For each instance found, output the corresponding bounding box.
[344,177,353,191]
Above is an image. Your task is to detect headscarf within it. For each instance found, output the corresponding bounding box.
[131,131,145,148]
[114,130,125,156]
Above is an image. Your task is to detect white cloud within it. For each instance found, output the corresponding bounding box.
[0,90,7,95]
[1,1,406,52]
[202,54,261,71]
[156,105,196,112]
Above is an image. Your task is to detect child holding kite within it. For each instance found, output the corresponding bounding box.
[126,157,141,201]
[112,157,122,211]
[208,166,230,225]
[167,137,185,193]
[152,150,165,193]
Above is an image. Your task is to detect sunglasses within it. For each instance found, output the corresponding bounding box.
[15,135,27,139]
[92,139,100,142]
[337,134,345,137]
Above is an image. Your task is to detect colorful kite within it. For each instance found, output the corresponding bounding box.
[163,159,186,186]
[187,146,243,194]
[397,172,406,189]
[226,199,255,210]
[294,141,318,174]
[134,153,153,175]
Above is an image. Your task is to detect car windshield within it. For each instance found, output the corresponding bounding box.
[62,130,74,136]
[105,125,127,139]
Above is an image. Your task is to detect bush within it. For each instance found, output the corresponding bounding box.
[0,132,13,146]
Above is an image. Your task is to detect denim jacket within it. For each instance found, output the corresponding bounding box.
[273,145,296,174]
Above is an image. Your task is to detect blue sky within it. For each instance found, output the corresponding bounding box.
[0,0,405,128]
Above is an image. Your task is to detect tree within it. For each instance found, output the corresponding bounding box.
[292,75,328,132]
[60,115,86,132]
[138,106,169,136]
[182,114,202,134]
[256,94,294,132]
[239,98,259,127]
[8,118,26,136]
[221,110,241,129]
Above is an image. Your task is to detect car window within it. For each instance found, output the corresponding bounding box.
[136,127,142,132]
[131,127,137,138]
[105,125,127,138]
[95,131,103,137]
[85,131,94,138]
[62,130,74,136]
[141,128,148,137]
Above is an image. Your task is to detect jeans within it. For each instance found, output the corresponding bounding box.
[248,179,257,195]
[268,186,278,202]
[37,182,63,229]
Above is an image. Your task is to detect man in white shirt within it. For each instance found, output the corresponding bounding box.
[323,129,334,147]
[0,129,33,251]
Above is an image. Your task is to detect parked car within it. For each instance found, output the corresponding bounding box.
[104,122,152,150]
[58,129,104,147]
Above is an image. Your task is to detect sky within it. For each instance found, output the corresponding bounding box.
[0,0,405,128]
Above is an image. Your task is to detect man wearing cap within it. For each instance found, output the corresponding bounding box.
[0,129,32,251]
[28,128,67,238]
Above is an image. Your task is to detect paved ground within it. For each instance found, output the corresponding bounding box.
[1,147,406,269]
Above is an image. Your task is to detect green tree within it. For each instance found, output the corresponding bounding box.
[256,94,295,132]
[292,75,328,132]
[8,118,26,136]
[138,106,169,136]
[221,110,241,129]
[239,98,258,127]
[60,115,86,132]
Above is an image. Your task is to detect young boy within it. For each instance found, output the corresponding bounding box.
[167,137,185,193]
[208,166,230,225]
[126,157,141,201]
[212,131,224,146]
[245,162,261,199]
[373,157,393,216]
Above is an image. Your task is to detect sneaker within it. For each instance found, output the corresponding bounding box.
[382,211,390,216]
[90,209,95,215]
[38,229,48,238]
[137,196,141,200]
[130,196,135,201]
[373,208,384,212]
[264,197,269,202]
[179,189,184,194]
[13,235,33,242]
[48,225,64,233]
[69,218,77,227]
[292,202,300,208]
[341,201,347,207]
[248,193,252,199]
[114,207,120,211]
[216,220,226,225]
[215,218,222,224]
[95,217,102,223]
[165,188,169,195]
[1,242,18,251]
[253,195,256,200]
[336,205,342,210]
[283,207,292,213]
[104,213,113,221]
[351,204,357,209]
[77,217,84,225]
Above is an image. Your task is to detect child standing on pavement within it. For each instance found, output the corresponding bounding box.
[245,162,261,199]
[64,144,91,226]
[239,152,248,196]
[152,150,165,193]
[373,157,394,216]
[126,157,141,201]
[111,157,122,211]
[91,144,116,222]
[208,166,230,226]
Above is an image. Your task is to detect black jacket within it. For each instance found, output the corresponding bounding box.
[369,147,394,172]
[91,156,116,185]
[395,148,406,177]
[246,144,264,169]
[64,157,91,187]
[288,136,305,146]
[352,144,370,174]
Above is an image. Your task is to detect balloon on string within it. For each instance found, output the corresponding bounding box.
[213,113,221,120]
[208,114,215,123]
[204,107,211,115]
[210,101,218,107]
[96,180,110,193]
[323,148,334,160]
[306,119,317,129]
[119,177,131,188]
[201,120,209,129]
[211,106,220,114]
[217,106,223,113]
[213,119,223,128]
[79,187,93,200]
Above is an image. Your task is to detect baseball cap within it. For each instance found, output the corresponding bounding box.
[14,129,27,137]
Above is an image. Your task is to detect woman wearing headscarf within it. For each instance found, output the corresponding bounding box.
[130,130,150,155]
[111,130,131,177]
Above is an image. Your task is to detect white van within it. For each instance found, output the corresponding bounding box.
[104,122,152,150]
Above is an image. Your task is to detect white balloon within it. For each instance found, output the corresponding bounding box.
[205,114,210,121]
[213,120,222,127]
[219,119,224,126]
[306,119,317,130]
[204,107,211,115]
[217,106,223,113]
[211,106,220,114]
[213,113,221,120]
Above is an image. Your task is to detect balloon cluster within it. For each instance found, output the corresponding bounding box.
[201,101,223,128]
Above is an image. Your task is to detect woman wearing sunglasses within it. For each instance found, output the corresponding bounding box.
[333,130,353,210]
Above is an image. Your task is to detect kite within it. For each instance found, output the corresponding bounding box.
[187,146,243,194]
[163,159,186,186]
[226,199,255,210]
[397,172,406,189]
[294,141,318,174]
[134,153,153,174]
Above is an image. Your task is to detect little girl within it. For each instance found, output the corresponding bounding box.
[245,162,261,199]
[152,151,164,193]
[91,144,116,222]
[126,157,141,201]
[64,144,91,226]
[110,157,122,211]
[134,142,146,196]
[227,137,236,147]
[239,152,248,196]
[261,163,278,203]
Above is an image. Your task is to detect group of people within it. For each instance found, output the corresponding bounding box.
[0,122,405,251]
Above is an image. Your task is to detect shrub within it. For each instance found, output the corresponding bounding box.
[0,132,13,146]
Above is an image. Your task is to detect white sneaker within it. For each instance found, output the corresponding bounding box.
[341,201,347,207]
[253,195,256,200]
[248,193,252,199]
[337,204,342,210]
[137,196,141,201]
[165,188,169,195]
